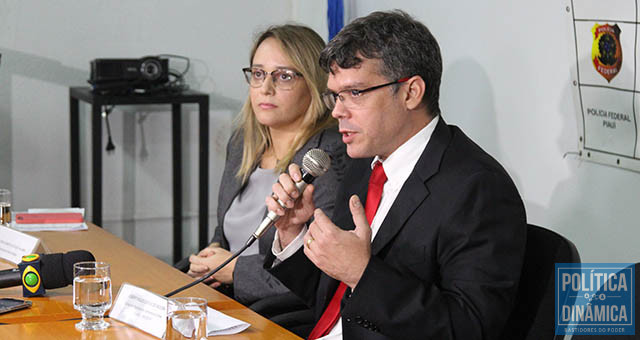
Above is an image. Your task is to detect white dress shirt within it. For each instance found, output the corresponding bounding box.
[273,115,440,339]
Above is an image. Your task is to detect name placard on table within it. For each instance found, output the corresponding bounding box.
[0,226,41,264]
[110,283,250,338]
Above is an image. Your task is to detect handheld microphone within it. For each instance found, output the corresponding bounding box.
[0,250,95,297]
[252,148,331,239]
[165,149,331,297]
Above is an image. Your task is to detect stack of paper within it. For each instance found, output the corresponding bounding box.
[11,208,88,232]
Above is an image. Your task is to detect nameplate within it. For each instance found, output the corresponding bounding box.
[0,226,41,264]
[110,283,167,338]
[110,283,251,338]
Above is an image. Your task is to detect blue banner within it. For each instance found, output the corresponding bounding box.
[556,263,635,335]
[327,0,344,40]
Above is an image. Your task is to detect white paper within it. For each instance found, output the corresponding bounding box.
[206,308,251,336]
[110,283,250,338]
[10,208,88,232]
[27,208,85,214]
[11,222,88,232]
[0,225,41,264]
[171,313,201,338]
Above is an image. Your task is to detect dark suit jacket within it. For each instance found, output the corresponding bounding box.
[266,117,527,339]
[211,126,348,305]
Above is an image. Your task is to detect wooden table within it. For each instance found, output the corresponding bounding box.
[0,224,301,339]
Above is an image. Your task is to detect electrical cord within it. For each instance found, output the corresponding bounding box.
[164,236,258,298]
[102,105,116,152]
[159,54,190,93]
[158,54,190,78]
[94,54,192,153]
[164,149,329,297]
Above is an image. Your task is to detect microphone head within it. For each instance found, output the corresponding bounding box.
[302,149,331,178]
[40,250,95,289]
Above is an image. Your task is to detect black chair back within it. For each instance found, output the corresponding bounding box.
[501,224,580,340]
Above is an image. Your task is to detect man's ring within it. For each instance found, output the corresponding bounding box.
[306,237,314,247]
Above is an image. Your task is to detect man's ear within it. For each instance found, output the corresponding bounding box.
[404,75,426,110]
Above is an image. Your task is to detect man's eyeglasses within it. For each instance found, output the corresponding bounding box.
[322,77,410,110]
[242,67,303,90]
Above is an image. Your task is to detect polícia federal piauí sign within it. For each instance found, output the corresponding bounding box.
[556,263,634,335]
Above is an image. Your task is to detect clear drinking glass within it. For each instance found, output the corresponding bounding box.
[0,189,11,226]
[73,261,112,331]
[165,297,207,340]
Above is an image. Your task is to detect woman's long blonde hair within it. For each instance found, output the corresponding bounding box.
[235,24,336,183]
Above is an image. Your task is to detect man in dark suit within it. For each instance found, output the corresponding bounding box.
[265,10,527,339]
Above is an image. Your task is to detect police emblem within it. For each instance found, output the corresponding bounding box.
[592,23,622,82]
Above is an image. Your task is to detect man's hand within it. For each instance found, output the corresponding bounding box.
[303,195,372,289]
[266,163,316,248]
[187,246,237,287]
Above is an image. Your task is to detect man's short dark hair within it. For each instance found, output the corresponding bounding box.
[320,10,442,115]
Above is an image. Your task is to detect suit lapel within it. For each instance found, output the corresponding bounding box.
[315,158,370,309]
[331,158,371,230]
[371,117,451,255]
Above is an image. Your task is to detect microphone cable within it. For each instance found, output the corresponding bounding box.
[164,148,331,298]
[165,237,256,297]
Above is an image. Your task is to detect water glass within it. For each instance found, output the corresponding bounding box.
[165,297,207,340]
[0,189,10,226]
[73,261,112,331]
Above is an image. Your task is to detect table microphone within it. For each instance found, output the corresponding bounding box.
[165,148,331,297]
[0,250,95,294]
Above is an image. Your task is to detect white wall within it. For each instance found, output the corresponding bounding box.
[0,0,299,262]
[348,0,640,263]
[1,1,638,264]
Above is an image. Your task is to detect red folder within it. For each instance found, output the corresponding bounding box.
[15,213,84,224]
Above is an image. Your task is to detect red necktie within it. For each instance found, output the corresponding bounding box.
[308,162,387,339]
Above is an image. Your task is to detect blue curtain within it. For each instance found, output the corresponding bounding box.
[328,0,344,40]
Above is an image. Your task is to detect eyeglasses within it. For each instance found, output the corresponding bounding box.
[242,67,303,90]
[322,77,410,110]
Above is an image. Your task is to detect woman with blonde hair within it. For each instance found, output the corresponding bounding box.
[183,24,347,336]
